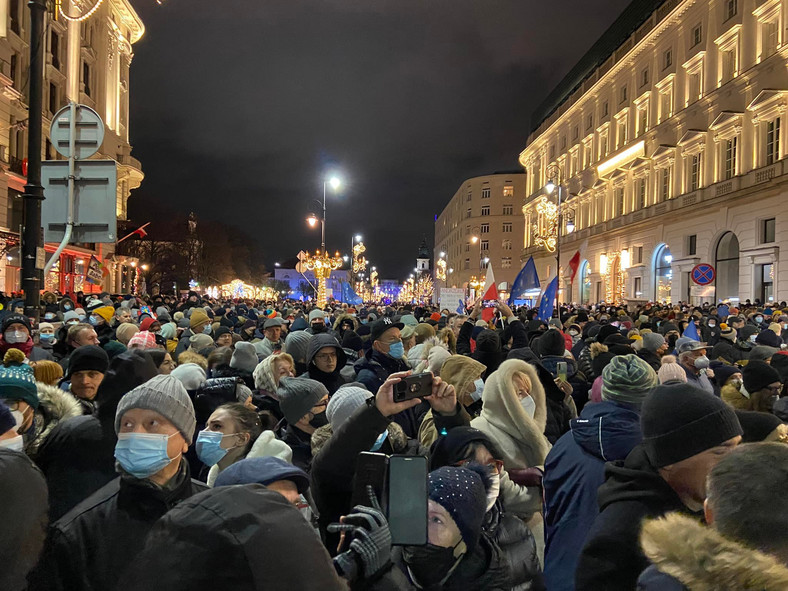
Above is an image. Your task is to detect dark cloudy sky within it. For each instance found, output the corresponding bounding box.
[128,0,631,280]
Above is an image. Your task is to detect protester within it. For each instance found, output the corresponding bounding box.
[276,376,329,471]
[255,317,286,357]
[65,345,109,415]
[304,333,350,395]
[0,313,53,360]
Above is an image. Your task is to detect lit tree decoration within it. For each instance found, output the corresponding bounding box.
[398,277,415,303]
[532,196,558,253]
[436,257,447,282]
[352,241,367,274]
[415,274,434,304]
[303,250,343,307]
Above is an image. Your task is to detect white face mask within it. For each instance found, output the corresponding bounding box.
[470,378,484,402]
[486,472,501,512]
[0,434,23,452]
[4,330,27,344]
[11,409,26,429]
[520,395,536,418]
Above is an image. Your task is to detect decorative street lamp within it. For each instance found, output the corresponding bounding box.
[302,249,343,307]
[306,174,342,252]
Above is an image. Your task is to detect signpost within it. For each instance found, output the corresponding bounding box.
[691,263,716,286]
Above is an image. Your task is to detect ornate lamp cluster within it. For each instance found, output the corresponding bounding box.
[532,196,559,253]
[303,250,343,307]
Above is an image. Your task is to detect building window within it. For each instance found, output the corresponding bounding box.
[465,244,470,252]
[82,62,92,97]
[620,86,628,104]
[688,234,697,255]
[663,48,673,69]
[641,68,649,87]
[502,239,512,250]
[502,204,513,215]
[603,101,609,117]
[572,126,579,141]
[692,24,702,47]
[660,166,672,201]
[766,118,781,165]
[10,0,20,34]
[724,137,737,179]
[762,218,776,243]
[501,257,512,269]
[51,30,60,70]
[634,276,642,297]
[635,246,644,264]
[721,48,736,84]
[587,114,593,130]
[49,82,57,114]
[617,114,628,147]
[687,69,702,104]
[637,105,649,136]
[560,136,567,150]
[480,223,489,233]
[615,187,625,216]
[583,139,593,168]
[599,130,608,159]
[466,191,472,202]
[761,19,780,59]
[482,187,491,199]
[481,205,490,216]
[502,185,514,197]
[725,0,737,20]
[466,208,471,219]
[570,149,579,175]
[549,145,556,160]
[481,240,489,251]
[637,177,647,209]
[659,84,673,122]
[464,258,470,270]
[502,222,512,233]
[690,153,702,191]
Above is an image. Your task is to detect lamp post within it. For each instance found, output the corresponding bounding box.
[544,164,565,312]
[307,175,341,253]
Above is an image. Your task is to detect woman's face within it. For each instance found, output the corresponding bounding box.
[205,408,244,450]
[428,499,462,548]
[512,372,532,400]
[159,353,175,375]
[275,359,294,381]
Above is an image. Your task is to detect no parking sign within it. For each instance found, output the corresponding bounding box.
[691,263,716,285]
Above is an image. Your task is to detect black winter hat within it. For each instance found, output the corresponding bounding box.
[341,330,363,352]
[712,364,742,387]
[755,329,783,348]
[536,329,565,357]
[641,383,742,467]
[1,314,30,334]
[742,360,782,393]
[734,410,783,443]
[66,345,109,379]
[592,351,616,378]
[739,325,759,341]
[596,324,620,344]
[770,352,788,383]
[428,465,490,552]
[428,426,501,471]
[475,329,501,353]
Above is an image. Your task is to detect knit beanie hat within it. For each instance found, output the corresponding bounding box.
[739,325,759,341]
[159,323,177,341]
[66,345,109,378]
[601,354,657,405]
[399,314,418,327]
[641,383,742,467]
[341,330,363,352]
[170,363,207,391]
[213,326,232,341]
[1,313,31,334]
[308,309,325,323]
[0,400,15,434]
[37,322,54,333]
[536,329,566,357]
[475,329,501,353]
[756,329,783,348]
[188,333,214,352]
[115,323,139,345]
[139,317,158,333]
[742,360,782,393]
[428,427,500,471]
[719,324,736,342]
[597,323,620,344]
[771,352,788,383]
[284,330,312,364]
[0,349,38,409]
[326,384,371,430]
[277,377,328,424]
[734,410,783,443]
[32,359,64,385]
[657,355,687,384]
[190,309,209,330]
[173,311,184,322]
[428,465,489,551]
[115,375,197,443]
[230,342,258,373]
[400,325,416,341]
[712,364,742,387]
[749,345,780,362]
[642,332,666,353]
[428,346,452,376]
[63,310,80,323]
[768,322,783,335]
[128,331,157,350]
[93,306,115,324]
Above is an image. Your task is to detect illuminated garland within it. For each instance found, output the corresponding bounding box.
[58,0,105,22]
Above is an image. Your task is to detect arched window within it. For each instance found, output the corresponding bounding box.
[715,232,740,302]
[654,244,673,303]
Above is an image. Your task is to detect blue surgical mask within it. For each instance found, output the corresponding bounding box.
[39,333,54,343]
[470,378,484,402]
[63,304,72,311]
[203,325,212,334]
[388,341,404,359]
[755,317,764,324]
[114,432,180,479]
[88,316,99,326]
[44,312,55,320]
[195,430,238,466]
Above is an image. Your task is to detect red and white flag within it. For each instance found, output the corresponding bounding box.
[480,263,498,301]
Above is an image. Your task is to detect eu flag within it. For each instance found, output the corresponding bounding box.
[508,257,540,305]
[537,277,559,322]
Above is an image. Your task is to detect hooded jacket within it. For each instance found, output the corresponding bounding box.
[575,444,693,591]
[303,333,349,395]
[637,512,788,591]
[24,382,83,458]
[115,485,346,591]
[457,318,528,378]
[30,461,208,591]
[543,401,642,591]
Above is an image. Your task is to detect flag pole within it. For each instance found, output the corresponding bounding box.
[116,223,152,245]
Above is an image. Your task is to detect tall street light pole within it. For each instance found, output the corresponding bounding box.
[545,164,564,314]
[22,0,47,320]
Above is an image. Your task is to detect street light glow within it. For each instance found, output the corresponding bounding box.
[355,234,362,242]
[439,251,445,257]
[545,180,556,194]
[471,236,478,244]
[328,176,341,191]
[307,213,318,227]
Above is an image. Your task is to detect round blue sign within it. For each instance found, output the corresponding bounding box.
[691,264,715,286]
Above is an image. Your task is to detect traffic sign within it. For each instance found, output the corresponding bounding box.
[691,263,716,285]
[49,104,105,159]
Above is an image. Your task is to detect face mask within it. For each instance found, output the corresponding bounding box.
[693,355,710,369]
[520,395,536,418]
[44,312,55,320]
[88,316,99,326]
[11,409,26,430]
[114,432,180,479]
[309,411,329,429]
[750,334,758,343]
[4,330,27,344]
[39,333,54,343]
[728,379,742,390]
[63,304,72,311]
[783,324,788,330]
[0,434,23,452]
[470,378,484,402]
[370,430,388,452]
[202,325,212,334]
[387,341,405,359]
[708,322,716,328]
[361,319,368,325]
[486,472,501,512]
[755,317,764,324]
[195,430,239,466]
[311,323,326,333]
[568,330,579,337]
[403,541,465,588]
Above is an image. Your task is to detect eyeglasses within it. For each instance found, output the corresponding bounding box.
[454,458,504,475]
[766,385,783,393]
[315,352,337,362]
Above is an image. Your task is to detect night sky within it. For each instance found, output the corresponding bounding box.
[128,0,631,280]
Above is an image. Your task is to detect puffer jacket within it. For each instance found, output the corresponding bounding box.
[24,383,82,458]
[484,501,544,590]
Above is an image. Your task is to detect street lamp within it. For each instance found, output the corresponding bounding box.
[543,164,565,312]
[306,174,342,253]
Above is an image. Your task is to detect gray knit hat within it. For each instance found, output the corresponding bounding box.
[115,375,197,443]
[284,330,312,364]
[230,342,258,373]
[277,376,328,424]
[326,383,371,429]
[642,332,666,353]
[601,354,658,405]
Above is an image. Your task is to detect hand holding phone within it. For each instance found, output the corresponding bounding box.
[557,361,568,382]
[394,372,434,403]
[375,371,425,418]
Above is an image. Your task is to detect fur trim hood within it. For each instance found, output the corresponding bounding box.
[412,337,448,373]
[26,382,82,456]
[641,512,788,591]
[589,342,609,359]
[333,313,359,333]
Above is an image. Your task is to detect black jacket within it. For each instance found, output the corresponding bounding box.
[484,501,544,590]
[637,349,662,372]
[457,319,528,379]
[575,445,694,591]
[281,423,314,473]
[30,461,208,591]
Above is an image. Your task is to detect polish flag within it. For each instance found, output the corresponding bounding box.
[480,264,498,301]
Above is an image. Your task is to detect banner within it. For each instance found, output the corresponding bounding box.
[85,256,104,285]
[438,288,465,311]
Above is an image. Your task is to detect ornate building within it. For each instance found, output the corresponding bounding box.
[0,0,144,293]
[521,0,787,305]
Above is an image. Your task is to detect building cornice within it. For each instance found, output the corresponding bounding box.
[108,0,145,44]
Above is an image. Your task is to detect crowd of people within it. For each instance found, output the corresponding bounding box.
[2,289,788,590]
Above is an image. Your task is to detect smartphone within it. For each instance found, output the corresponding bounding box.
[351,452,388,509]
[394,373,434,403]
[387,455,428,546]
[557,361,568,382]
[483,300,498,308]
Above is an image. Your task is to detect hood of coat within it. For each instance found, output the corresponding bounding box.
[310,419,409,457]
[124,485,346,590]
[641,512,788,591]
[306,334,347,369]
[29,383,83,454]
[571,400,642,462]
[333,313,358,334]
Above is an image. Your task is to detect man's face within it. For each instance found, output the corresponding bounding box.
[117,310,132,324]
[452,317,465,336]
[70,370,105,400]
[75,328,100,347]
[313,346,338,373]
[375,327,402,355]
[4,323,29,344]
[264,326,281,342]
[661,436,741,508]
[118,408,187,461]
[266,479,301,505]
[39,325,54,336]
[216,333,233,347]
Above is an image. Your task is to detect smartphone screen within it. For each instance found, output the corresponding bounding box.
[557,361,568,382]
[351,452,388,509]
[387,455,428,546]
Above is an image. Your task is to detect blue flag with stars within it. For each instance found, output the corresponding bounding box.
[508,256,540,305]
[341,282,363,305]
[683,319,700,341]
[457,299,465,314]
[537,277,559,322]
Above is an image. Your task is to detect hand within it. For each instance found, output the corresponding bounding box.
[330,488,391,581]
[705,368,715,379]
[554,378,573,396]
[470,299,482,320]
[375,371,422,417]
[495,301,514,319]
[425,375,457,416]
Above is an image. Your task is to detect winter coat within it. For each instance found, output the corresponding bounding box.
[637,349,661,372]
[24,382,82,458]
[720,382,751,409]
[484,500,544,591]
[543,401,642,591]
[30,461,208,591]
[280,423,314,473]
[575,445,694,591]
[303,333,350,395]
[205,430,293,487]
[681,364,714,394]
[637,512,788,591]
[457,319,528,378]
[115,485,347,591]
[710,339,750,364]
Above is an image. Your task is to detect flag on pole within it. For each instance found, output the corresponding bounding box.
[456,299,465,314]
[682,319,700,341]
[568,251,581,284]
[508,256,540,305]
[132,226,148,238]
[537,277,559,322]
[480,264,498,301]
